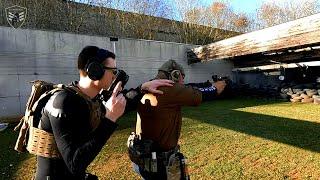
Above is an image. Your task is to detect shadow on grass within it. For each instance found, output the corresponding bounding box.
[183,97,320,153]
[0,124,30,180]
[116,97,281,130]
[3,97,320,179]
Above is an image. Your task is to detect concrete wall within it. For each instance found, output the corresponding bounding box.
[0,26,233,117]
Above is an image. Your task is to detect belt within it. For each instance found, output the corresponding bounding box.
[141,145,180,173]
[156,145,180,165]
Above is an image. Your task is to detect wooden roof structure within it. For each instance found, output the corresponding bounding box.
[187,13,320,67]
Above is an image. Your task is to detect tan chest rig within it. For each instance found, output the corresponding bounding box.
[14,80,103,159]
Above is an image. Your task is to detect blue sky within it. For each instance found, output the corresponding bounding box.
[76,0,297,17]
[202,0,267,14]
[201,0,306,14]
[228,0,264,14]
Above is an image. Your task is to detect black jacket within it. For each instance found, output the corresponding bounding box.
[35,83,143,180]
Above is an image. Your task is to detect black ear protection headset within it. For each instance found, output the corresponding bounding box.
[159,69,182,83]
[170,70,181,82]
[85,49,116,81]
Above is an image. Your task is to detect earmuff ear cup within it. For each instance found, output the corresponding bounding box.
[86,61,105,80]
[170,70,181,82]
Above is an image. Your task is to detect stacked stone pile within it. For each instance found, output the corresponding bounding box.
[281,86,320,104]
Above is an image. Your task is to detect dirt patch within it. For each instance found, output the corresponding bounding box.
[89,153,131,174]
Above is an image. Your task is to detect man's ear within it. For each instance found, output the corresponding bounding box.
[79,70,88,77]
[170,70,181,82]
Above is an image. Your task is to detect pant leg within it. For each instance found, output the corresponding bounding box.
[132,162,167,180]
[132,163,145,180]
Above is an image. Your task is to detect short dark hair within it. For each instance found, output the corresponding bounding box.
[77,46,116,70]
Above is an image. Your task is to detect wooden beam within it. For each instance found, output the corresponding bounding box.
[187,13,320,64]
[232,61,320,72]
[233,48,320,67]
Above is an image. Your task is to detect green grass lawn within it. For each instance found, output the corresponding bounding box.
[1,97,320,179]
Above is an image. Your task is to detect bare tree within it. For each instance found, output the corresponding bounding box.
[172,0,246,44]
[256,0,320,29]
[231,13,250,33]
[0,0,237,44]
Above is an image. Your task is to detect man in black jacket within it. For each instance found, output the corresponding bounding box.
[34,46,173,179]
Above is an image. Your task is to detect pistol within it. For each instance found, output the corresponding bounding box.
[100,69,129,101]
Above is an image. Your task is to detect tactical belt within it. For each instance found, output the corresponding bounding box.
[157,146,180,163]
[146,148,179,173]
[128,139,180,173]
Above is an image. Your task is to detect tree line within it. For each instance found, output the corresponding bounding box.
[1,0,319,44]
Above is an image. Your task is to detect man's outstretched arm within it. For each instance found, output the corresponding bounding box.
[123,79,174,112]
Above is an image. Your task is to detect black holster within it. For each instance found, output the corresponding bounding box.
[127,132,154,169]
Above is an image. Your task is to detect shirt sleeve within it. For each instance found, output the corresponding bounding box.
[163,83,202,106]
[122,85,144,112]
[197,85,218,102]
[45,91,118,175]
